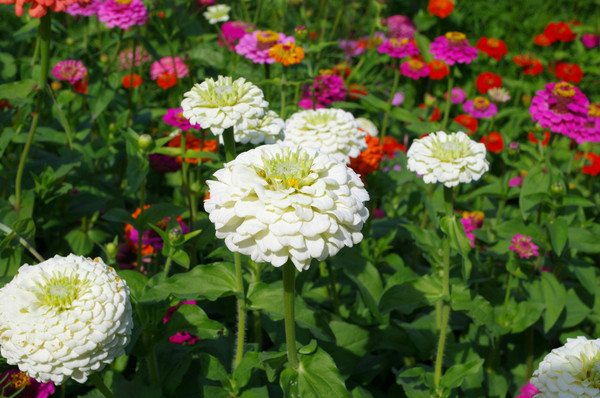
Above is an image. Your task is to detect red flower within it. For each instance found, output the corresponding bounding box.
[475,72,502,94]
[555,63,583,84]
[453,114,478,135]
[73,72,88,94]
[480,132,504,153]
[534,33,555,46]
[382,136,406,159]
[417,103,440,122]
[475,37,507,61]
[167,133,218,164]
[513,54,543,76]
[427,0,454,18]
[332,62,351,80]
[528,131,551,147]
[348,83,367,99]
[157,72,177,89]
[122,73,143,89]
[427,60,449,79]
[582,153,600,176]
[544,22,576,42]
[0,100,11,111]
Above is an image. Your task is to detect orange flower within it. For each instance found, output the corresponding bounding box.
[427,0,454,18]
[122,73,143,89]
[453,114,478,135]
[157,72,177,89]
[1,0,76,18]
[480,132,504,153]
[124,205,155,256]
[167,133,218,164]
[513,54,543,76]
[348,83,367,99]
[427,60,449,80]
[382,136,406,159]
[534,33,555,46]
[268,41,305,66]
[475,37,507,61]
[349,135,384,181]
[528,131,551,147]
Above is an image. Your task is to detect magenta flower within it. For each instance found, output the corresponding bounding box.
[169,331,201,344]
[309,74,347,106]
[400,57,430,80]
[575,103,600,143]
[150,57,189,80]
[0,369,55,398]
[384,14,417,39]
[460,211,484,248]
[529,81,590,142]
[339,39,365,58]
[66,0,101,16]
[430,32,478,65]
[97,0,148,30]
[163,300,198,324]
[463,96,498,119]
[378,37,420,58]
[445,87,466,104]
[220,20,254,49]
[509,234,540,259]
[149,153,182,173]
[235,30,295,64]
[581,33,600,49]
[117,47,151,71]
[298,96,325,110]
[392,92,404,106]
[516,381,540,398]
[163,108,202,131]
[52,60,86,84]
[508,174,526,187]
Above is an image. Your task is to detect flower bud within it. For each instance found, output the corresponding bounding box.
[106,242,119,258]
[294,25,307,40]
[168,227,184,245]
[507,141,520,156]
[424,93,437,107]
[138,134,154,153]
[100,54,109,64]
[550,182,565,196]
[51,81,62,91]
[66,37,75,46]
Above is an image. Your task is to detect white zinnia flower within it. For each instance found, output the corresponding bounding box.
[181,75,269,136]
[406,131,489,188]
[203,4,230,24]
[531,336,600,397]
[0,254,133,385]
[487,87,511,103]
[284,108,367,164]
[356,117,379,137]
[232,110,285,145]
[204,143,370,271]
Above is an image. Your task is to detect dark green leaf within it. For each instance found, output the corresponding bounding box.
[0,79,38,100]
[440,358,483,389]
[546,218,568,256]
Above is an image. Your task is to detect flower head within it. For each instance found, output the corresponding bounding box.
[427,0,454,18]
[163,108,202,131]
[203,4,230,24]
[460,210,484,247]
[382,136,406,158]
[529,81,590,142]
[97,0,148,29]
[445,87,466,104]
[509,234,539,258]
[430,32,478,65]
[383,15,416,39]
[0,369,55,398]
[349,135,385,180]
[475,37,507,60]
[0,255,133,385]
[463,97,498,119]
[428,60,449,80]
[581,33,600,49]
[1,0,76,17]
[487,87,511,103]
[532,336,600,397]
[509,170,527,187]
[204,143,370,271]
[516,381,540,398]
[117,47,151,71]
[400,56,430,80]
[235,30,295,64]
[407,131,489,188]
[284,108,366,164]
[66,0,101,16]
[453,114,478,135]
[150,57,188,80]
[52,60,87,85]
[582,152,600,176]
[181,76,268,136]
[513,54,544,76]
[475,72,502,94]
[555,62,583,84]
[577,103,600,143]
[122,73,142,89]
[220,20,255,49]
[301,73,347,108]
[377,38,420,58]
[149,153,181,174]
[268,41,305,66]
[544,21,576,42]
[480,132,504,153]
[233,110,285,145]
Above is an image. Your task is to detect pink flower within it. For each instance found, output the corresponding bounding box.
[509,234,540,259]
[463,96,498,119]
[163,108,202,131]
[378,38,420,58]
[150,57,189,80]
[235,30,295,64]
[169,331,201,344]
[529,81,590,142]
[306,73,347,106]
[163,300,198,324]
[220,20,254,49]
[460,211,484,248]
[52,60,87,84]
[117,47,151,71]
[575,103,600,143]
[392,92,404,106]
[98,0,148,29]
[581,33,600,49]
[508,171,526,187]
[197,0,214,7]
[430,32,478,65]
[445,87,466,104]
[383,15,417,39]
[149,154,181,174]
[400,57,430,80]
[66,0,101,16]
[373,208,385,219]
[0,369,55,398]
[516,381,540,398]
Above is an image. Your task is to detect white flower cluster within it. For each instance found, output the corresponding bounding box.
[204,143,370,271]
[531,336,600,397]
[284,108,366,164]
[203,4,230,24]
[181,75,269,135]
[406,131,489,188]
[232,110,285,145]
[0,254,133,385]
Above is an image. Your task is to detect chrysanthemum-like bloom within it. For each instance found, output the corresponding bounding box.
[400,56,430,80]
[460,210,484,247]
[150,57,188,80]
[430,32,478,65]
[203,4,230,24]
[97,0,148,29]
[308,73,348,106]
[356,117,378,137]
[529,81,590,141]
[269,41,305,66]
[480,131,504,153]
[204,143,370,271]
[0,0,76,17]
[52,60,87,85]
[428,59,449,79]
[66,0,101,16]
[163,108,202,131]
[0,369,55,398]
[149,153,181,173]
[581,33,600,49]
[0,255,133,385]
[475,37,507,61]
[349,135,384,180]
[117,47,151,71]
[384,15,416,39]
[555,62,583,84]
[463,97,498,119]
[577,103,600,143]
[181,75,269,136]
[475,71,502,94]
[284,108,366,164]
[509,170,527,187]
[544,21,576,42]
[509,234,539,258]
[220,20,254,49]
[232,110,285,145]
[427,0,454,18]
[235,30,295,64]
[445,87,466,104]
[531,336,600,397]
[407,131,489,188]
[453,114,478,135]
[377,37,420,58]
[487,87,511,103]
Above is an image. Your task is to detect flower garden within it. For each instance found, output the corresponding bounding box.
[0,0,599,396]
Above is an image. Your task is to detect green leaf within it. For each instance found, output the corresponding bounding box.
[546,218,568,255]
[519,164,550,218]
[508,301,545,334]
[571,263,597,295]
[343,259,383,321]
[568,227,600,253]
[259,351,287,383]
[562,289,591,328]
[412,274,444,304]
[0,53,16,80]
[440,215,472,279]
[233,351,262,393]
[0,79,38,100]
[440,358,484,389]
[451,285,501,336]
[117,270,148,303]
[89,83,115,119]
[64,228,108,256]
[279,347,348,398]
[540,272,567,332]
[165,304,225,340]
[198,353,229,383]
[379,283,426,315]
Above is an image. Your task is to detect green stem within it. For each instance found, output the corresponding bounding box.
[163,248,173,280]
[328,1,347,42]
[223,128,236,162]
[252,0,262,25]
[283,261,298,369]
[0,222,44,263]
[379,59,401,145]
[136,176,146,269]
[88,373,115,398]
[15,11,51,212]
[142,332,159,384]
[280,69,287,119]
[440,68,454,131]
[104,29,124,78]
[501,272,513,324]
[326,261,340,315]
[233,251,246,369]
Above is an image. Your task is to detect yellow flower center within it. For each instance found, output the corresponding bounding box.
[36,272,90,311]
[10,372,31,390]
[580,350,600,388]
[200,83,243,107]
[553,81,576,98]
[257,30,280,44]
[389,38,410,48]
[431,135,471,163]
[588,103,600,118]
[409,58,424,70]
[114,0,133,4]
[487,38,500,48]
[474,97,490,111]
[445,31,466,44]
[257,148,316,191]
